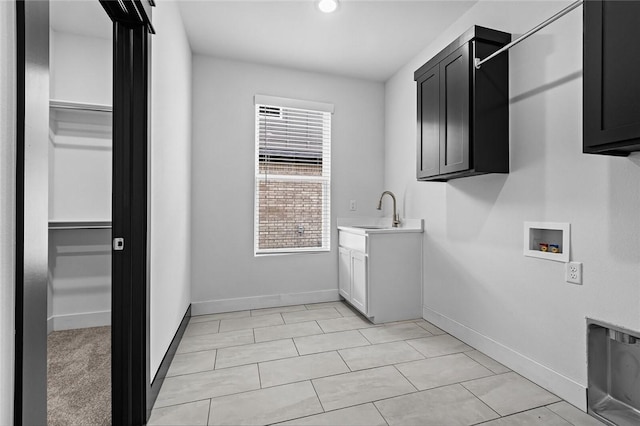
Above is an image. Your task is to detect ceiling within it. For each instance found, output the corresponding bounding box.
[178,0,476,82]
[50,0,478,82]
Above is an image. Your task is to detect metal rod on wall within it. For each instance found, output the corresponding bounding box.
[474,0,583,69]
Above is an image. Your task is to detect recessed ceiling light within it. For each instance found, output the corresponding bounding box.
[317,0,339,14]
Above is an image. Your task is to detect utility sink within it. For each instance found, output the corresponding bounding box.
[337,219,424,235]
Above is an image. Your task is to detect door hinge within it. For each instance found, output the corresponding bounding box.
[113,237,125,251]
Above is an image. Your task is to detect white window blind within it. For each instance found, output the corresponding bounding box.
[254,96,332,255]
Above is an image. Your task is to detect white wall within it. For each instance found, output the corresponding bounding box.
[149,0,193,378]
[191,56,385,313]
[48,31,112,331]
[50,30,111,104]
[384,0,640,410]
[0,1,16,422]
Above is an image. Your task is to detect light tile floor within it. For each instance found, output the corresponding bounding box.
[149,301,604,426]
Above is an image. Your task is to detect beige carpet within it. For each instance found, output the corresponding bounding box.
[47,326,111,426]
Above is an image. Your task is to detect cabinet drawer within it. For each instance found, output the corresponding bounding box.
[338,232,366,252]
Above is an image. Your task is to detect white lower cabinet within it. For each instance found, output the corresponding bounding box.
[338,228,423,324]
[338,247,352,301]
[340,248,368,314]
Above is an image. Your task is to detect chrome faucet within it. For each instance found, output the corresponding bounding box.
[377,191,401,227]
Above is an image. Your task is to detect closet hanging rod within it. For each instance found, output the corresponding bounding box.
[48,220,112,230]
[474,0,583,69]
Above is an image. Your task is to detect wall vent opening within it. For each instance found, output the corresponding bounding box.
[587,319,640,426]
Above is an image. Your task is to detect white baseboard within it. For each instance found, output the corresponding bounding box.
[192,289,340,316]
[52,310,111,331]
[423,305,587,411]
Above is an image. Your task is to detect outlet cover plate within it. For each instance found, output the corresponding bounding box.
[566,261,582,285]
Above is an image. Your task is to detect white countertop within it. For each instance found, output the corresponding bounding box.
[337,218,424,235]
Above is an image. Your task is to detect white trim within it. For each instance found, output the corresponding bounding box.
[191,289,340,316]
[422,305,587,411]
[254,94,334,114]
[254,100,332,255]
[51,310,111,331]
[255,247,331,256]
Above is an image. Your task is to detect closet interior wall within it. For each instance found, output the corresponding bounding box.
[48,30,112,333]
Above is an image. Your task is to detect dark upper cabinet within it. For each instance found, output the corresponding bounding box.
[415,26,510,182]
[584,0,640,156]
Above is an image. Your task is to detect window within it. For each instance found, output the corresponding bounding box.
[254,95,333,255]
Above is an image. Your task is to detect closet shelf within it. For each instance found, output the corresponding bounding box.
[50,99,112,137]
[50,99,112,112]
[48,220,112,230]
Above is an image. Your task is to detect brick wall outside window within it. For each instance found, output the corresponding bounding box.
[257,163,324,250]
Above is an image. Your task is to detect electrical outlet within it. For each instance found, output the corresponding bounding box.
[566,261,582,285]
[349,200,357,211]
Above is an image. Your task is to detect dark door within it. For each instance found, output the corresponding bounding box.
[439,44,470,175]
[417,65,440,179]
[100,1,153,424]
[584,0,640,155]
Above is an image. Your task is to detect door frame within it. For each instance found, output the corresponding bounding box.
[14,0,49,423]
[14,0,154,424]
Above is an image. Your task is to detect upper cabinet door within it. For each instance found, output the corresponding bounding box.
[439,44,470,175]
[584,0,640,155]
[416,65,440,179]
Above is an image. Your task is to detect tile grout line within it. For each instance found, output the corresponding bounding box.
[541,402,588,426]
[461,351,501,376]
[309,379,327,413]
[154,396,222,412]
[342,368,527,415]
[357,328,374,345]
[371,401,391,426]
[476,402,566,421]
[335,349,353,372]
[536,405,578,426]
[180,333,288,356]
[184,329,221,339]
[214,354,299,371]
[206,398,212,426]
[162,350,218,380]
[291,337,301,357]
[391,364,420,393]
[155,377,264,411]
[459,381,503,420]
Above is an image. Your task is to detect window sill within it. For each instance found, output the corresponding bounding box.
[254,248,331,257]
